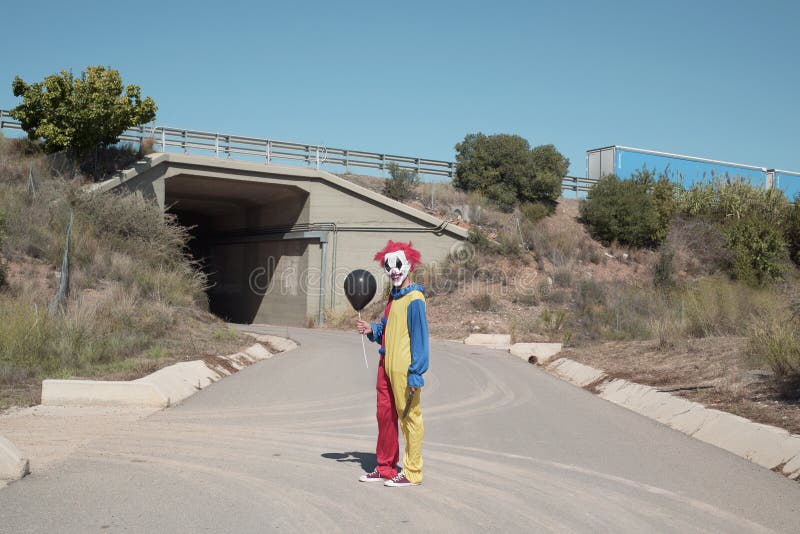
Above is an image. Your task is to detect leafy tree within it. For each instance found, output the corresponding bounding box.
[383,162,420,201]
[453,133,568,211]
[579,167,675,248]
[10,66,157,162]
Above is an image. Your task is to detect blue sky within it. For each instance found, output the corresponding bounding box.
[1,0,797,178]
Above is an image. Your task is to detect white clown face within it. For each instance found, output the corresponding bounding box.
[383,250,411,287]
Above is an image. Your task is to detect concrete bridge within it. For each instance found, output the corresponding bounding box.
[93,153,468,326]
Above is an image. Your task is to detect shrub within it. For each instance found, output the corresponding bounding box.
[665,216,731,278]
[784,197,800,266]
[579,168,675,248]
[470,292,494,311]
[383,163,420,201]
[574,279,607,314]
[522,215,599,267]
[674,179,791,285]
[653,245,676,288]
[454,133,567,211]
[520,201,550,224]
[553,267,573,288]
[512,290,538,306]
[723,215,787,286]
[677,178,787,225]
[747,312,800,397]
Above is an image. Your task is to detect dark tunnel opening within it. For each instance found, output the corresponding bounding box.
[165,175,310,325]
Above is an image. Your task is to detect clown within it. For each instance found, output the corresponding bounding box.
[356,240,429,487]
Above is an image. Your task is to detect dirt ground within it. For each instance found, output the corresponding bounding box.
[562,337,800,435]
[0,405,159,473]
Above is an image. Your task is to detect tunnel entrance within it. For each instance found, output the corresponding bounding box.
[165,174,311,325]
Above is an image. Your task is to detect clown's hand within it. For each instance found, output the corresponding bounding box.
[356,320,371,335]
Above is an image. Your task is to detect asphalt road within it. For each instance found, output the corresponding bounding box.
[1,326,799,533]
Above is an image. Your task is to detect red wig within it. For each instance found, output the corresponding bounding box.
[373,240,422,272]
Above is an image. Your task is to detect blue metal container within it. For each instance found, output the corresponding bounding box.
[586,145,769,189]
[768,169,800,201]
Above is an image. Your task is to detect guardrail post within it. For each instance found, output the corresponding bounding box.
[225,136,231,158]
[315,146,320,170]
[160,129,166,153]
[344,150,349,171]
[181,130,187,154]
[266,140,272,164]
[215,134,219,158]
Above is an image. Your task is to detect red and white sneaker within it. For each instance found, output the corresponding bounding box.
[358,469,387,482]
[384,472,420,487]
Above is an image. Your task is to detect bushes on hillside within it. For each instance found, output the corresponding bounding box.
[454,133,567,211]
[579,168,675,248]
[581,171,795,287]
[783,198,800,266]
[676,179,790,286]
[383,163,420,201]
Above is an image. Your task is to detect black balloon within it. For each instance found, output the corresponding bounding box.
[343,269,377,311]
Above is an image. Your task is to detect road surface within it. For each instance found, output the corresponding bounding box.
[1,326,799,532]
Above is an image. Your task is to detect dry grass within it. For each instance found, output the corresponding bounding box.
[0,137,251,409]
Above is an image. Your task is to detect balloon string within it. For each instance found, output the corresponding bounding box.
[358,311,369,368]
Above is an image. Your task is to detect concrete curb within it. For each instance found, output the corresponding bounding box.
[509,343,563,365]
[41,341,294,409]
[244,333,299,353]
[464,334,512,351]
[0,435,29,483]
[543,357,800,480]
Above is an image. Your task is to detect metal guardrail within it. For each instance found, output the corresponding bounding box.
[0,109,456,178]
[1,109,599,194]
[562,175,599,195]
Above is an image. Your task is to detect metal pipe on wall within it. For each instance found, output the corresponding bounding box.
[318,239,327,326]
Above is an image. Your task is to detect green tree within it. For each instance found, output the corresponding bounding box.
[453,133,568,211]
[11,66,157,162]
[383,162,420,201]
[579,168,675,248]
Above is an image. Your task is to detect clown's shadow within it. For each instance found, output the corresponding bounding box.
[321,451,376,472]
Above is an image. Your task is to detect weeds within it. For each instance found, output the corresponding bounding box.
[470,292,494,312]
[747,311,800,397]
[0,137,235,396]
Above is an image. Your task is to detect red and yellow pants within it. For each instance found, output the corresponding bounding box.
[375,355,423,483]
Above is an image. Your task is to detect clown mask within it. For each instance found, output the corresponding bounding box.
[383,250,411,287]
